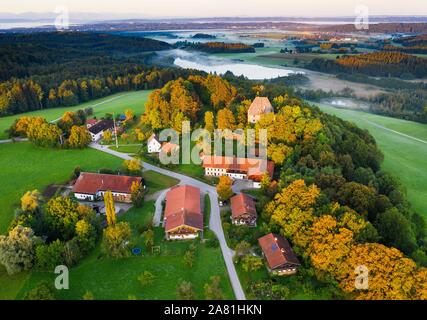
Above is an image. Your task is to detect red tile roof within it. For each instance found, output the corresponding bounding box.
[248,97,274,116]
[231,194,257,219]
[86,119,98,126]
[202,156,274,181]
[164,185,203,232]
[72,172,142,195]
[258,233,300,270]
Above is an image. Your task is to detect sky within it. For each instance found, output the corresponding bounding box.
[1,0,426,18]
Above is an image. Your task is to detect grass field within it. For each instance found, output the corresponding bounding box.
[0,90,152,140]
[17,202,234,300]
[142,170,180,195]
[0,142,124,235]
[313,102,427,220]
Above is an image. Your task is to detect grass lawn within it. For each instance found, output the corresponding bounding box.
[17,202,234,300]
[0,90,152,140]
[0,142,124,299]
[312,101,427,221]
[141,170,180,196]
[0,142,123,235]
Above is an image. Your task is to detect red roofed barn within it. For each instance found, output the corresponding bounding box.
[73,172,143,203]
[230,194,257,226]
[164,185,203,240]
[258,233,301,276]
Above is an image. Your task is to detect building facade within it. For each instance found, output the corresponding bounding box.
[230,194,257,226]
[73,172,143,203]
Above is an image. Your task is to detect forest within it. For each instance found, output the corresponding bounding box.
[0,32,202,116]
[306,52,427,78]
[175,41,256,53]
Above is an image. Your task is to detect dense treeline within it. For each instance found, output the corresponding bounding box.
[175,41,256,53]
[0,32,187,116]
[307,52,427,78]
[369,89,427,123]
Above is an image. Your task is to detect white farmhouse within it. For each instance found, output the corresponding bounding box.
[147,133,162,153]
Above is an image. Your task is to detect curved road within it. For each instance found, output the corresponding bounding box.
[90,143,246,300]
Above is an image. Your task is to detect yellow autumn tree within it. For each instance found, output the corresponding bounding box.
[216,176,233,201]
[103,130,112,143]
[104,191,116,226]
[204,111,215,133]
[338,243,419,300]
[123,158,142,174]
[265,179,320,249]
[21,190,42,212]
[67,125,92,149]
[216,109,236,131]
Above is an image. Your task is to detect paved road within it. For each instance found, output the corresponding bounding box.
[90,143,246,300]
[152,189,169,227]
[0,138,28,144]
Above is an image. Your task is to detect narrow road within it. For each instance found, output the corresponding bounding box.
[90,143,246,300]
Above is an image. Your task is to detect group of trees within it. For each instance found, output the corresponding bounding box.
[176,41,255,53]
[142,75,237,130]
[307,52,427,79]
[264,180,427,299]
[10,110,92,148]
[0,192,100,275]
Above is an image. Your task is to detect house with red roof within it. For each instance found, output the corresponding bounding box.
[164,185,203,240]
[72,172,143,203]
[248,97,274,124]
[230,194,257,226]
[202,155,274,183]
[258,233,301,276]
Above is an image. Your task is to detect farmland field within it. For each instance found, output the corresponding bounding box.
[313,101,427,220]
[0,90,152,140]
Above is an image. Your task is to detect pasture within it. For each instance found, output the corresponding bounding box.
[314,102,427,220]
[0,90,152,140]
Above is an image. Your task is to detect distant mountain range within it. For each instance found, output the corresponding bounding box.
[1,13,427,24]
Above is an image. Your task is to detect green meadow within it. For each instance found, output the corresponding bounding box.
[16,202,234,300]
[0,90,152,140]
[313,102,427,220]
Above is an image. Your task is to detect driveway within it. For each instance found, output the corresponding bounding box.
[153,188,169,227]
[90,142,246,300]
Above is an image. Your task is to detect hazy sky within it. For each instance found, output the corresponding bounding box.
[1,0,426,17]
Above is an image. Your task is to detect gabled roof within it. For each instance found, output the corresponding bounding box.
[164,185,203,232]
[148,133,160,145]
[72,172,142,195]
[248,97,274,116]
[88,119,114,135]
[258,233,300,270]
[202,156,274,181]
[231,194,257,219]
[86,119,98,126]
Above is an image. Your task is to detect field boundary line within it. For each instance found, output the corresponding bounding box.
[363,119,427,145]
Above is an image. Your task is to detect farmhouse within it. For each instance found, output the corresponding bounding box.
[147,134,162,153]
[73,172,143,203]
[202,155,274,183]
[164,185,203,240]
[86,119,99,128]
[230,193,257,226]
[258,233,301,276]
[248,97,274,124]
[88,119,114,142]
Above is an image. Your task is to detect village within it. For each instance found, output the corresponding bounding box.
[71,96,301,286]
